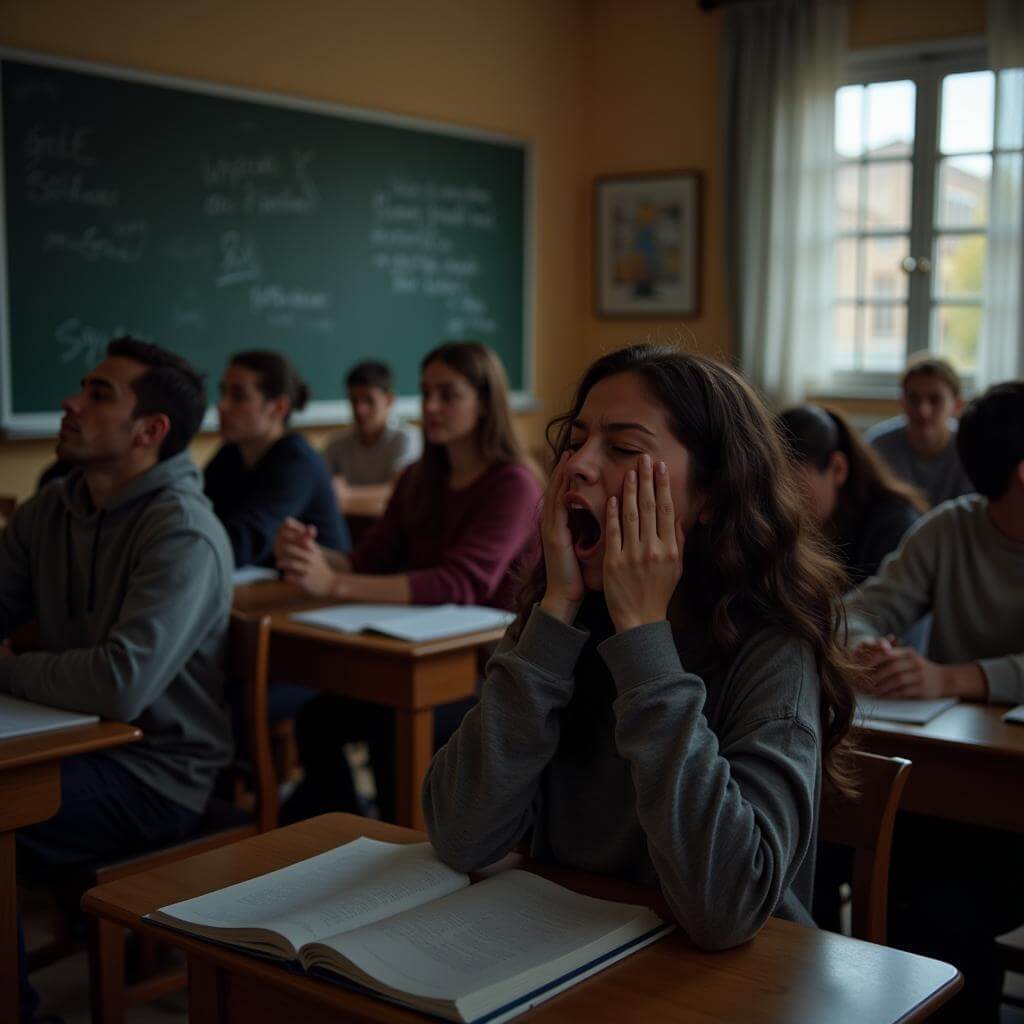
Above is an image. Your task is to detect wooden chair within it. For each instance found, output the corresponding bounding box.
[997,925,1024,1009]
[818,750,911,945]
[27,611,277,1024]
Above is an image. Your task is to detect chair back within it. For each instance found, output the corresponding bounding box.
[227,610,277,832]
[819,750,911,944]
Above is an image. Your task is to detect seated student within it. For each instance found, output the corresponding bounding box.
[322,360,421,509]
[204,350,350,569]
[846,381,1024,1022]
[423,344,859,950]
[275,341,543,822]
[865,353,974,506]
[0,338,233,1024]
[777,404,927,586]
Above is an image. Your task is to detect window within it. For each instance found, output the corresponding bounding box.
[829,43,1014,392]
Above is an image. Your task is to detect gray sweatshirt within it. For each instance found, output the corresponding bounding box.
[0,452,234,813]
[844,494,1024,705]
[423,603,823,950]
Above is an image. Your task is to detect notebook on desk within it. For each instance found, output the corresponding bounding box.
[290,604,515,643]
[856,695,958,726]
[1003,704,1024,725]
[232,566,280,586]
[0,695,99,741]
[147,837,672,1024]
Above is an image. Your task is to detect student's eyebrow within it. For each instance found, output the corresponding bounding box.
[570,419,657,438]
[83,376,116,393]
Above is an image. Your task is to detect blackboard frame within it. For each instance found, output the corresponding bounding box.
[0,47,535,437]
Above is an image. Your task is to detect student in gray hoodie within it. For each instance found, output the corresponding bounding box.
[424,345,859,951]
[0,337,233,1024]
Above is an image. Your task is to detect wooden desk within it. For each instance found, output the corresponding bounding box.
[82,813,962,1024]
[267,615,505,830]
[858,703,1024,833]
[1,721,141,1021]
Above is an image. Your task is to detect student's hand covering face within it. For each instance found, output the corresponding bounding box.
[602,454,685,634]
[538,451,587,624]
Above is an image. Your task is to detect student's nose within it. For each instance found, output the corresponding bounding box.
[60,393,82,416]
[566,442,599,484]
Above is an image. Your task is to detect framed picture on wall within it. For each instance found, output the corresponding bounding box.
[594,171,702,318]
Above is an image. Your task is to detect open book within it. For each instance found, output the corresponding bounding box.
[0,695,99,741]
[290,604,515,643]
[855,695,958,726]
[148,837,671,1024]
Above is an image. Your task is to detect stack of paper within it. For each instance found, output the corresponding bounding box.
[0,695,99,741]
[1002,704,1024,725]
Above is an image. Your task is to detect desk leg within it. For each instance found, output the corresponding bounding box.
[394,709,433,830]
[187,955,224,1024]
[1,832,16,1024]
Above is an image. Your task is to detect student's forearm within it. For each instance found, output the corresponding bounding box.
[331,571,411,603]
[323,547,352,572]
[942,662,988,700]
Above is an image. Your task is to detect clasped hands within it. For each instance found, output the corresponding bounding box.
[540,451,684,633]
[853,636,986,700]
[274,518,349,596]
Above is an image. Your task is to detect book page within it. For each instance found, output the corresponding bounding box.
[856,695,958,725]
[152,839,468,952]
[290,604,417,633]
[307,869,664,1006]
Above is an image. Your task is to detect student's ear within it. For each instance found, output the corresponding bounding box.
[953,396,965,417]
[135,413,170,453]
[271,394,291,423]
[830,450,849,488]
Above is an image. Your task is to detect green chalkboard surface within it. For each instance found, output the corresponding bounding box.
[0,50,530,433]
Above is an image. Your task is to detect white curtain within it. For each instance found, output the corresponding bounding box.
[722,0,847,407]
[981,0,1024,387]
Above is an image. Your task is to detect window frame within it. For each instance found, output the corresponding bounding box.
[823,36,988,399]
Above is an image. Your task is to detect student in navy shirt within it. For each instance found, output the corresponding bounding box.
[204,350,350,567]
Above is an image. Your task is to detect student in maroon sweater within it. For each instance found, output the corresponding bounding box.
[275,341,542,822]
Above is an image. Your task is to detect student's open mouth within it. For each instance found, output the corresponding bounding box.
[566,496,602,558]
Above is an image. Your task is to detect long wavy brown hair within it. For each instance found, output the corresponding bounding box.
[403,341,533,530]
[515,344,860,795]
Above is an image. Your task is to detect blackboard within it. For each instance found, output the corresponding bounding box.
[0,50,531,434]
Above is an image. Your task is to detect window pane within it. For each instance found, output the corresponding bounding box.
[835,85,863,158]
[933,304,981,372]
[864,304,907,371]
[936,156,991,227]
[836,237,859,299]
[941,72,995,154]
[865,236,909,299]
[864,161,912,229]
[837,164,860,229]
[935,234,986,300]
[832,304,857,370]
[996,68,1024,150]
[865,80,915,157]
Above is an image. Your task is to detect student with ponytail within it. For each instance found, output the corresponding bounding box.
[204,350,350,568]
[777,404,927,586]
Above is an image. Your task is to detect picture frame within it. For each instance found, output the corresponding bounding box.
[593,170,702,318]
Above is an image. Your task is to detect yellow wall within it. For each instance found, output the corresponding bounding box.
[0,0,588,498]
[581,0,729,366]
[0,0,991,499]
